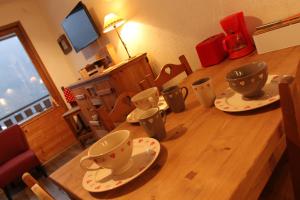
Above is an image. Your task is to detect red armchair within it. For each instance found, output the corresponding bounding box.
[0,125,44,200]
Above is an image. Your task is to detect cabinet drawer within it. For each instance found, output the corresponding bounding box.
[93,80,112,92]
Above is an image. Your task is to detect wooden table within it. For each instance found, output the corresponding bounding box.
[50,47,300,200]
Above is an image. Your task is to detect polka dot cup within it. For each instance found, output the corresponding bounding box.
[226,61,268,98]
[80,130,133,175]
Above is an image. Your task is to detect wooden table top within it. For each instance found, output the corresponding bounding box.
[50,47,300,200]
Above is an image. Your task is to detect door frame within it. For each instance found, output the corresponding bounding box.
[0,21,66,109]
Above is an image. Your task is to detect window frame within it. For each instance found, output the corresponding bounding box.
[0,21,66,111]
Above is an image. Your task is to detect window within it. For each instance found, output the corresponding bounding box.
[0,35,52,129]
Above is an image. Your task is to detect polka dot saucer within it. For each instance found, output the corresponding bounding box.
[214,75,280,112]
[82,137,160,192]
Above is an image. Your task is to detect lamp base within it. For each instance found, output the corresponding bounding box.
[127,55,137,61]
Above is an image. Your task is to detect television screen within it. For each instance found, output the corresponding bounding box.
[62,2,100,52]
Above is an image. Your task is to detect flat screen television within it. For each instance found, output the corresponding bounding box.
[62,2,100,52]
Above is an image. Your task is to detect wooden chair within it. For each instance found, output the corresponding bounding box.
[22,172,55,200]
[279,62,300,200]
[97,92,135,131]
[61,86,92,147]
[154,55,193,87]
[139,55,193,89]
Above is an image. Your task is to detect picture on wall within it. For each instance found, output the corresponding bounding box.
[57,34,72,54]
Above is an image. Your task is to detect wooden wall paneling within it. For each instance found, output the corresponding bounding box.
[21,107,76,163]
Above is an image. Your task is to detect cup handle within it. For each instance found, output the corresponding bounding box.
[181,87,189,101]
[159,110,167,124]
[80,155,103,171]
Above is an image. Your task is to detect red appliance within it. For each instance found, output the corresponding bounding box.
[220,11,255,59]
[195,33,227,67]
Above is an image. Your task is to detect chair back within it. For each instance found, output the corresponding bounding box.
[154,55,193,87]
[22,172,55,200]
[279,61,300,199]
[61,86,77,107]
[0,125,28,165]
[97,92,135,131]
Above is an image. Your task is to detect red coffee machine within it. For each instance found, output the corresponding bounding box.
[220,11,255,59]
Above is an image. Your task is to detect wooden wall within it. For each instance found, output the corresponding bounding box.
[21,106,77,164]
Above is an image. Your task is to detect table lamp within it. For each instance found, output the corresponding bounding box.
[103,13,131,59]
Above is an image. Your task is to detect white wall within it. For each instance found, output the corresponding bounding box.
[37,0,300,78]
[0,0,78,101]
[36,0,111,74]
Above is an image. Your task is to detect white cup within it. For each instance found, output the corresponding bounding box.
[131,87,159,110]
[80,130,133,175]
[192,77,216,107]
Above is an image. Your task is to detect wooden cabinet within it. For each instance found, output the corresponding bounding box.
[68,53,155,135]
[110,54,154,93]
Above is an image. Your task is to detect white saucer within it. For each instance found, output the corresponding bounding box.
[82,137,160,192]
[126,96,169,123]
[214,75,280,112]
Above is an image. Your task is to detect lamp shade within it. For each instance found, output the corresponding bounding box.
[103,13,125,33]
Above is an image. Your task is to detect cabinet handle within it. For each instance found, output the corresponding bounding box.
[75,94,85,100]
[96,88,113,96]
[89,120,100,126]
[91,98,102,106]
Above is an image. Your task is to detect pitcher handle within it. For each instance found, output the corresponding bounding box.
[181,87,189,101]
[80,155,103,171]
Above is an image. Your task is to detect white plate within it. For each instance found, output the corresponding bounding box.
[126,96,169,123]
[214,75,280,112]
[82,137,160,192]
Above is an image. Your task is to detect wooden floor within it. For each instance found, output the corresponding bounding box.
[0,145,295,200]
